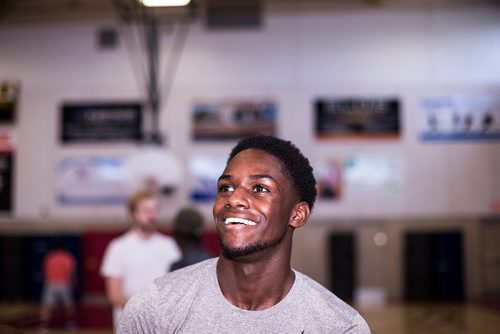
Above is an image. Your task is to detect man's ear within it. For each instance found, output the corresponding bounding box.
[289,202,311,229]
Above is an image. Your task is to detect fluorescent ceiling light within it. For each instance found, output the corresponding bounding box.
[139,0,191,7]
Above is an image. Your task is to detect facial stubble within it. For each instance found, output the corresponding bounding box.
[219,226,288,260]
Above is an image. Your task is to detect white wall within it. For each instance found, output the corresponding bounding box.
[0,2,499,224]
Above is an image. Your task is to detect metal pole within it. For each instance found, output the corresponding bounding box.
[145,15,161,145]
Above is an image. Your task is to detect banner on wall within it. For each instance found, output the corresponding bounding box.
[0,131,15,213]
[315,98,400,140]
[60,102,143,144]
[0,152,14,212]
[493,149,500,213]
[344,156,404,199]
[0,80,19,124]
[56,157,132,205]
[314,159,342,201]
[189,155,226,202]
[192,99,277,141]
[420,94,500,141]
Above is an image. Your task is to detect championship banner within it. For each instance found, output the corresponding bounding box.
[0,80,19,124]
[315,98,400,140]
[192,99,277,141]
[0,152,14,212]
[0,131,15,213]
[60,102,143,144]
[314,159,343,201]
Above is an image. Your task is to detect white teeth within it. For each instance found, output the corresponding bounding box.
[224,217,257,226]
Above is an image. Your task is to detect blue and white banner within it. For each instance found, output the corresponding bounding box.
[344,156,405,199]
[189,155,226,202]
[420,94,500,141]
[56,157,131,205]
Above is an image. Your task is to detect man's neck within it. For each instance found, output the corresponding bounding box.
[216,254,295,311]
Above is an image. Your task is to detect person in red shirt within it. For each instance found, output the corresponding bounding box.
[39,237,77,331]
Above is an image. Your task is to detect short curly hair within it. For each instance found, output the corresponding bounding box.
[228,135,317,210]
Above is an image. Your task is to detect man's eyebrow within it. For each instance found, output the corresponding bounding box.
[249,174,276,181]
[251,174,281,191]
[217,174,277,181]
[218,174,232,181]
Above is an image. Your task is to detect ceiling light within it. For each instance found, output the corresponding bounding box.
[139,0,191,7]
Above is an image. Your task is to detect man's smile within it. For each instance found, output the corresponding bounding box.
[224,217,258,226]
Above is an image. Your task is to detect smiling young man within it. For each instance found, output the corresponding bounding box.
[117,135,371,333]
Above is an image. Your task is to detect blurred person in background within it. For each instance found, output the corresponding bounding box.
[169,207,213,272]
[100,190,181,328]
[39,237,77,332]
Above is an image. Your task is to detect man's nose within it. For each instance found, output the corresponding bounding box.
[226,187,250,209]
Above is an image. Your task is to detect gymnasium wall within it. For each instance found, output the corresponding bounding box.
[0,1,499,302]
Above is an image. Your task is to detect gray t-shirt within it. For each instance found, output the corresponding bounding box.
[118,258,371,334]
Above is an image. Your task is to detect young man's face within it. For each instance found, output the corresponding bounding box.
[213,149,300,259]
[132,197,160,234]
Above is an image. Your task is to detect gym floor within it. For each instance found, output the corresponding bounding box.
[1,301,500,334]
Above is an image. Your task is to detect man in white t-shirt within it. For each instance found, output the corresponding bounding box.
[100,190,181,328]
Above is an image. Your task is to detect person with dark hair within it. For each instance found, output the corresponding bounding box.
[169,207,213,272]
[118,135,371,333]
[100,190,181,328]
[39,237,77,332]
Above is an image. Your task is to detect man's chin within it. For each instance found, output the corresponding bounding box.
[220,236,285,260]
[221,244,258,259]
[138,225,156,234]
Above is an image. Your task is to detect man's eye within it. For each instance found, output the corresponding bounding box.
[218,184,234,192]
[253,185,269,193]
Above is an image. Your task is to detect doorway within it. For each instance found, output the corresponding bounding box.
[404,231,464,301]
[329,233,355,302]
